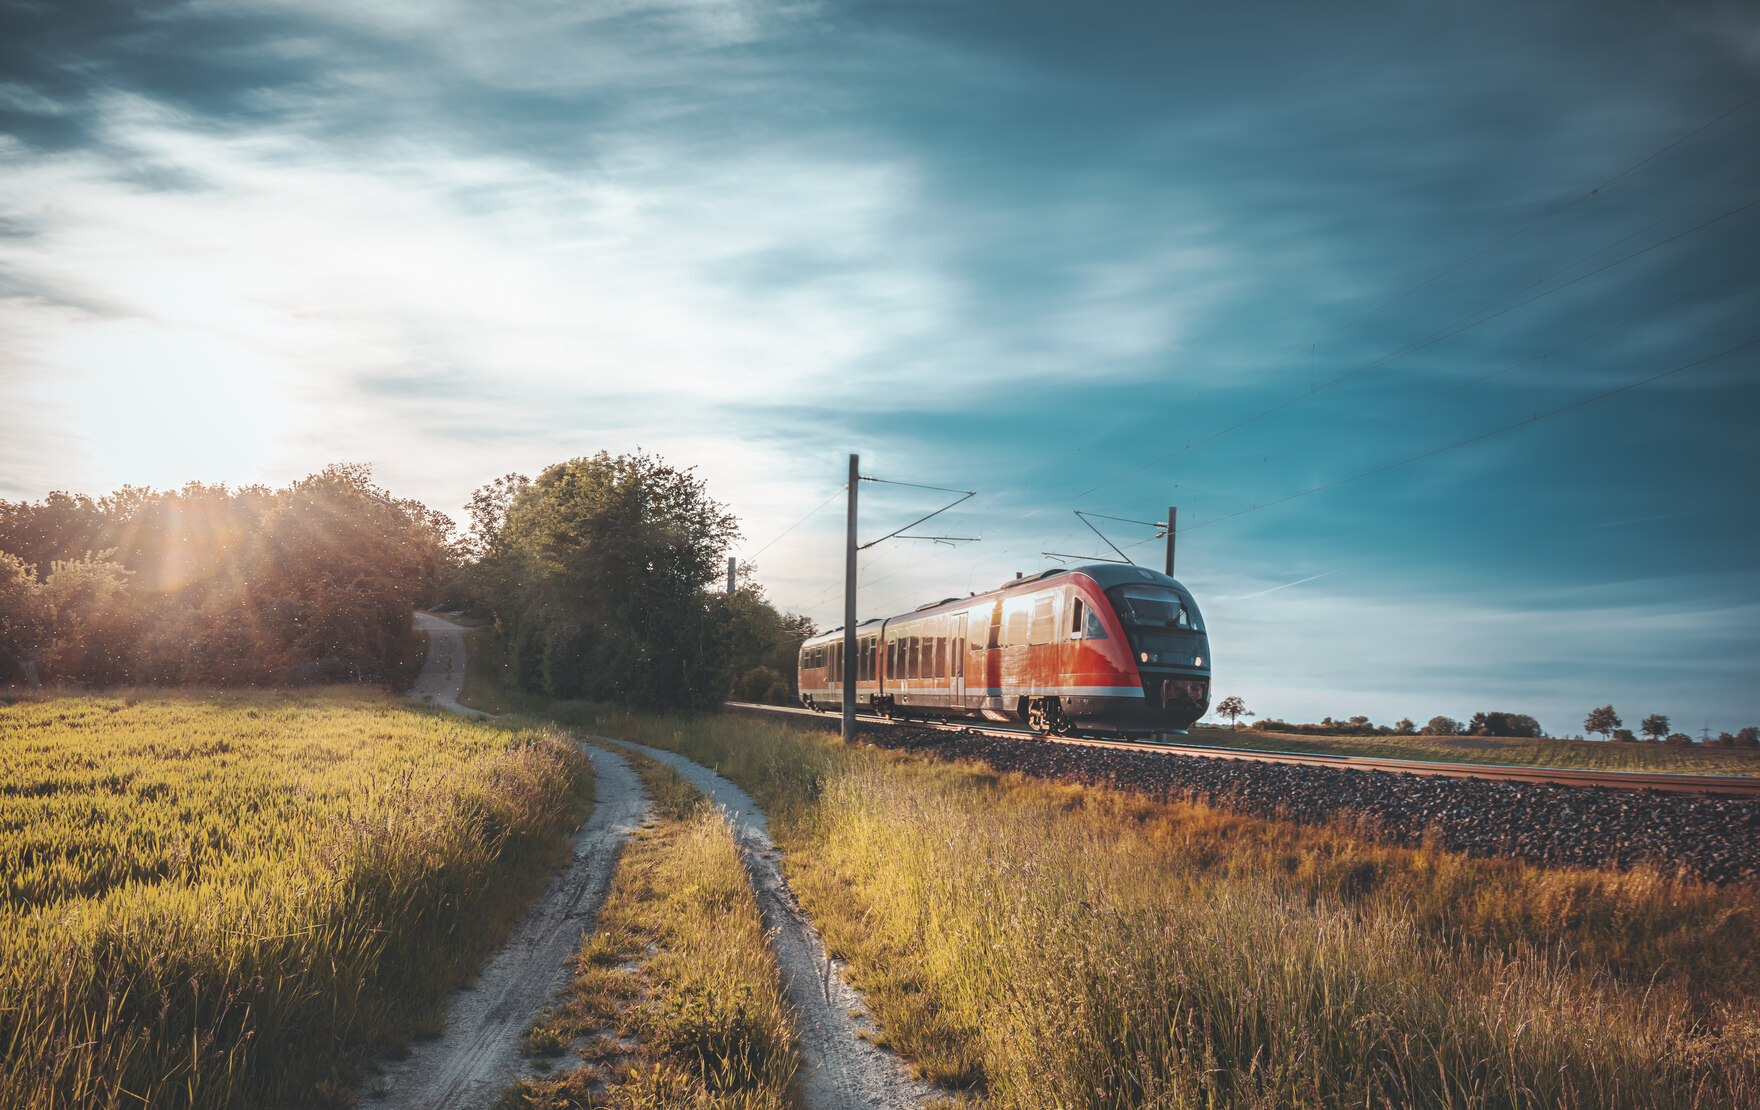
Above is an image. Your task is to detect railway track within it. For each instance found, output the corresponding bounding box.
[724,701,1760,797]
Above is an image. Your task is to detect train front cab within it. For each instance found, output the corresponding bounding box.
[986,564,1210,736]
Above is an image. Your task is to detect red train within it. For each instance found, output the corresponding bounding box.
[798,563,1210,735]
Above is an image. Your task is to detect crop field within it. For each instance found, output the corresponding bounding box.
[0,689,592,1110]
[553,705,1760,1109]
[1187,724,1760,774]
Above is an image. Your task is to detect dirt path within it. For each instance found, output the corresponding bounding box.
[364,744,651,1107]
[409,612,484,716]
[597,737,936,1110]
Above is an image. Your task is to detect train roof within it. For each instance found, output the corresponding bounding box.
[801,562,1194,646]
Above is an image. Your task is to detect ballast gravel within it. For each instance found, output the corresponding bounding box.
[869,727,1760,886]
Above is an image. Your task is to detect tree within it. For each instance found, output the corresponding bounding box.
[1666,732,1691,746]
[1215,695,1250,727]
[1584,706,1620,742]
[489,451,741,710]
[1640,714,1670,743]
[1612,728,1636,742]
[1394,717,1415,734]
[1736,726,1759,749]
[1467,711,1543,738]
[0,551,131,688]
[1421,716,1462,736]
[1348,715,1370,726]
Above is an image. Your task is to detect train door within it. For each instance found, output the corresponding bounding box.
[952,613,967,705]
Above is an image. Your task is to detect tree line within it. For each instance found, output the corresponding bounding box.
[1210,697,1758,746]
[1,453,815,707]
[449,452,812,711]
[0,465,451,689]
[1583,705,1758,747]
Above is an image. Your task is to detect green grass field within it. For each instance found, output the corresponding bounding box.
[1185,724,1760,774]
[548,704,1760,1109]
[0,688,592,1110]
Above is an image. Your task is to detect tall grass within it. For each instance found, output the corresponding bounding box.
[0,689,592,1110]
[554,706,1760,1108]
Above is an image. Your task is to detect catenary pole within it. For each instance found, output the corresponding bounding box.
[1165,506,1178,577]
[843,454,859,740]
[727,557,736,593]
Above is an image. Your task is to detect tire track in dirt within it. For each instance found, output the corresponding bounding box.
[595,737,935,1110]
[369,630,652,1107]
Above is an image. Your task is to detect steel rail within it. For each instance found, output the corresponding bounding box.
[723,702,1760,797]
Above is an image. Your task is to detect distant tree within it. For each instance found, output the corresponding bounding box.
[0,551,131,689]
[1716,732,1737,747]
[1468,711,1543,738]
[1640,714,1670,743]
[1422,716,1462,737]
[1394,717,1415,734]
[1215,695,1250,727]
[1736,726,1759,749]
[1665,732,1692,746]
[1584,706,1620,742]
[1348,715,1370,726]
[1612,728,1637,743]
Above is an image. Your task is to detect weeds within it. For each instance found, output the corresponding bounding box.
[0,688,593,1110]
[552,705,1760,1108]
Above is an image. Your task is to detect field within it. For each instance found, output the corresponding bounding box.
[550,704,1760,1109]
[1187,724,1760,774]
[0,688,592,1110]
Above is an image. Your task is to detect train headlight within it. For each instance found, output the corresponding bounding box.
[1195,655,1204,666]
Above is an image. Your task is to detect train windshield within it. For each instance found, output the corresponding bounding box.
[1108,584,1201,632]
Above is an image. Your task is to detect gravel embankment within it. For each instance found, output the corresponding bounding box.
[867,727,1760,886]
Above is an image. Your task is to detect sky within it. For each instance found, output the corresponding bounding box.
[2,0,1758,736]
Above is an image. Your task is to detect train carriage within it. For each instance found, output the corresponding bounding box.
[799,563,1210,736]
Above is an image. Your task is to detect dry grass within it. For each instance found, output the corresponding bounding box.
[499,751,799,1109]
[1189,724,1760,774]
[0,688,593,1110]
[550,705,1760,1109]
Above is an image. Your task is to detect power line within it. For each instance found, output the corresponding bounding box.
[741,485,847,562]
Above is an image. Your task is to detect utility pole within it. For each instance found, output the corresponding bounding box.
[726,557,736,594]
[1164,506,1178,578]
[843,454,859,741]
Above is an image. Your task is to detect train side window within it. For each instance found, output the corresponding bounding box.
[986,605,1001,650]
[1003,605,1028,646]
[886,639,896,676]
[1028,593,1055,644]
[1084,605,1108,639]
[1069,599,1085,638]
[935,637,947,678]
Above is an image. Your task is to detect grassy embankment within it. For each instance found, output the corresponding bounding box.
[1186,723,1760,774]
[0,688,593,1110]
[500,746,799,1110]
[543,704,1760,1109]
